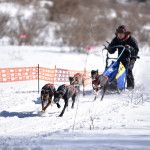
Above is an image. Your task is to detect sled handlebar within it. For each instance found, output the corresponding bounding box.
[102,44,126,51]
[105,45,126,60]
[103,44,140,67]
[106,56,140,61]
[110,45,125,49]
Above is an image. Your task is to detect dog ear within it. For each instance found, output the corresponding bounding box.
[96,69,98,73]
[41,89,45,95]
[91,70,94,74]
[69,77,72,81]
[69,76,75,84]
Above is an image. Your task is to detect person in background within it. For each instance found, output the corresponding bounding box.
[108,25,139,89]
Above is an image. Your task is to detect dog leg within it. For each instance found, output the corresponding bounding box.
[41,96,45,111]
[43,98,52,111]
[82,80,85,96]
[100,81,108,101]
[56,103,61,108]
[59,99,68,117]
[71,95,76,109]
[93,90,99,101]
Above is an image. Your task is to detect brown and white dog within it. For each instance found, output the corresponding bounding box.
[41,83,56,112]
[91,70,108,100]
[53,84,78,117]
[69,73,85,96]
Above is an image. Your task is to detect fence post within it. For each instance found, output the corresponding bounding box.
[38,64,40,94]
[84,67,86,77]
[54,65,56,84]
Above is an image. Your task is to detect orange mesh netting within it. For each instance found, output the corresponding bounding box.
[0,66,91,85]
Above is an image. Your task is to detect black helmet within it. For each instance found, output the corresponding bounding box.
[116,25,127,34]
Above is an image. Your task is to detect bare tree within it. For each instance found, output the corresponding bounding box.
[52,0,150,49]
[0,14,10,38]
[0,0,149,47]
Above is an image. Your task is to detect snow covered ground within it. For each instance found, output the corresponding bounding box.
[0,46,150,149]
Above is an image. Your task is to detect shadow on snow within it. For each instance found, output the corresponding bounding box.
[0,110,39,118]
[33,97,41,104]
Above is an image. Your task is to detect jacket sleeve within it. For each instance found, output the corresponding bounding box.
[107,37,117,54]
[130,36,139,57]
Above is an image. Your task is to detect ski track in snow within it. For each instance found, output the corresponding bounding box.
[0,47,150,149]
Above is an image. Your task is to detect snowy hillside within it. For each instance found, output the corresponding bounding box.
[0,46,150,149]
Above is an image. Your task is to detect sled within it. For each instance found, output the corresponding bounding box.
[103,45,127,92]
[92,45,127,101]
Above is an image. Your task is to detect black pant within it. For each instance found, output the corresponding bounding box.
[121,59,135,89]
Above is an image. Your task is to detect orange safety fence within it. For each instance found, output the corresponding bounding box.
[55,68,91,85]
[0,66,91,85]
[0,67,38,82]
[39,67,55,83]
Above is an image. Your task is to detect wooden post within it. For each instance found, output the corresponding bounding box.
[54,65,56,84]
[38,64,40,94]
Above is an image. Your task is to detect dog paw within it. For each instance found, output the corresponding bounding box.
[57,103,61,108]
[38,111,45,116]
[41,109,45,112]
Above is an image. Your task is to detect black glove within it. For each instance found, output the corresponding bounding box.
[131,57,136,61]
[131,56,138,61]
